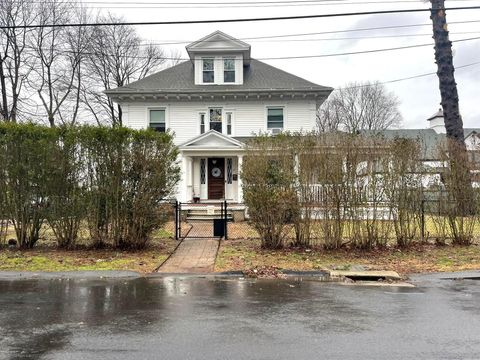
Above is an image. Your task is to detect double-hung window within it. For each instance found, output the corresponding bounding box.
[200,113,206,134]
[202,58,214,83]
[149,109,166,132]
[209,108,222,133]
[267,107,284,130]
[223,58,235,83]
[226,112,233,135]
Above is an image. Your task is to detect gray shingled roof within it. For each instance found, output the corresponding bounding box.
[237,128,478,160]
[105,59,332,94]
[360,129,446,160]
[237,130,446,160]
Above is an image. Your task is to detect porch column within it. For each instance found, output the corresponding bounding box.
[237,155,244,203]
[179,155,188,202]
[186,156,193,201]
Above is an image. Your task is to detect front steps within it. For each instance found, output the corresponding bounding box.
[180,203,246,222]
[186,208,234,221]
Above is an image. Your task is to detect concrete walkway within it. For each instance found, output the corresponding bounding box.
[157,238,220,273]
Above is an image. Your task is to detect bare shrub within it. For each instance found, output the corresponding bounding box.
[242,135,297,249]
[383,138,423,247]
[436,140,477,245]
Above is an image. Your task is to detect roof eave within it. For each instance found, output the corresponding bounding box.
[105,88,332,102]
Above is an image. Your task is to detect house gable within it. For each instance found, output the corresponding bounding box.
[186,30,251,64]
[179,130,245,150]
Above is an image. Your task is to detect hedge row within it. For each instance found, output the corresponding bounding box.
[0,123,180,249]
[242,133,479,249]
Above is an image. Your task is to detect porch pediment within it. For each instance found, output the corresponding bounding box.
[179,130,245,150]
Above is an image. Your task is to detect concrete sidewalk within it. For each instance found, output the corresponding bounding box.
[157,238,220,273]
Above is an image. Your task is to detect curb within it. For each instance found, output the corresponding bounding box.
[0,270,142,281]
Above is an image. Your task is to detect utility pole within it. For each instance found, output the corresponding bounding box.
[430,0,465,144]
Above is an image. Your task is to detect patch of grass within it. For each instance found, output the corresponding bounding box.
[0,237,178,274]
[215,238,480,275]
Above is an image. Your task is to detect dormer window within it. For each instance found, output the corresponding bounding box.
[202,58,214,83]
[223,58,235,83]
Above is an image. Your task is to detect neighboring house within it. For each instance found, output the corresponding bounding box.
[105,31,332,203]
[362,108,480,187]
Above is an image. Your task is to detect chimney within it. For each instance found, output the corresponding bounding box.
[427,108,446,134]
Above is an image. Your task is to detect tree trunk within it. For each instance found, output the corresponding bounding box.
[0,57,9,121]
[430,0,473,214]
[430,0,465,143]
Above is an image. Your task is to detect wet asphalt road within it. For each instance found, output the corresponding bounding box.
[0,273,480,360]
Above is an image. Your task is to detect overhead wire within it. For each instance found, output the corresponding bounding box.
[41,36,479,61]
[3,5,480,29]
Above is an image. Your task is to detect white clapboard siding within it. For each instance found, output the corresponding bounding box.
[120,99,318,144]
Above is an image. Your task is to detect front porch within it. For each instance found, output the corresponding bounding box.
[177,130,246,203]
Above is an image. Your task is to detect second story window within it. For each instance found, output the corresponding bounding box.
[226,112,233,135]
[267,107,284,130]
[200,113,206,134]
[202,58,214,83]
[209,108,222,133]
[149,109,166,132]
[223,58,235,83]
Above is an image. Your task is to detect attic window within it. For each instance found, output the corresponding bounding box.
[202,58,214,83]
[224,58,235,83]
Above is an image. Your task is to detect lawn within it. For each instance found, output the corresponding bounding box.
[0,226,178,274]
[215,238,480,275]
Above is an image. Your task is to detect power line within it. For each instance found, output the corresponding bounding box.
[343,60,480,88]
[133,31,480,46]
[135,19,480,46]
[43,35,479,61]
[59,0,464,9]
[33,0,453,4]
[3,6,480,29]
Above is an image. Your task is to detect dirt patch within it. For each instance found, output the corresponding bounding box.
[216,238,480,275]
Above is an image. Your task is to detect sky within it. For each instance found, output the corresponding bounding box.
[89,0,480,129]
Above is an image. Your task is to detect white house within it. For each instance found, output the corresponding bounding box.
[105,31,333,203]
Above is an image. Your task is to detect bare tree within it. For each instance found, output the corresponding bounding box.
[29,0,85,127]
[58,6,93,126]
[84,14,167,126]
[0,0,35,122]
[168,48,184,67]
[318,81,402,133]
[316,100,342,133]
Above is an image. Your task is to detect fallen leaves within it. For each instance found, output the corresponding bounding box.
[216,239,480,275]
